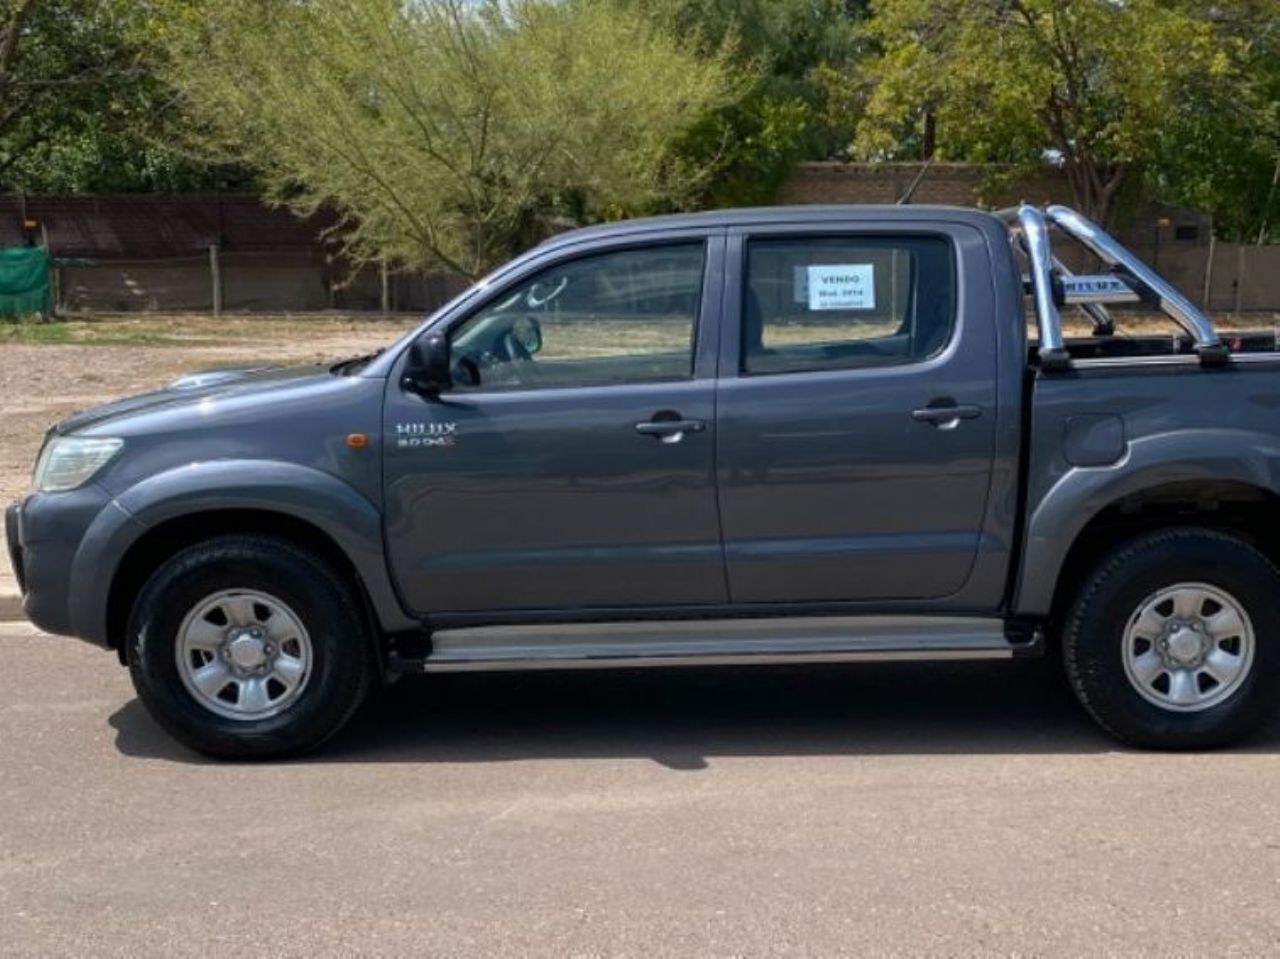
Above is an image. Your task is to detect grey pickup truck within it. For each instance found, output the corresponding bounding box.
[9,203,1280,758]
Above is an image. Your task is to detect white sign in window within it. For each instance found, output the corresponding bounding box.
[807,264,875,311]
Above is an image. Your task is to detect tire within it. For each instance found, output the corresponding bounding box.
[1063,527,1280,749]
[126,535,374,759]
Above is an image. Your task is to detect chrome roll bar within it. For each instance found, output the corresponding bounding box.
[1002,203,1228,369]
[1043,205,1224,360]
[1015,205,1069,370]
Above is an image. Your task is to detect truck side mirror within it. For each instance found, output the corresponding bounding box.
[403,333,452,396]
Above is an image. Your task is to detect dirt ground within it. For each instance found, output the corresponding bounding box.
[0,315,415,503]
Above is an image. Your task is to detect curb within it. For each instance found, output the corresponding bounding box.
[0,593,24,622]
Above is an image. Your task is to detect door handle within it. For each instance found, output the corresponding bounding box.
[635,417,706,444]
[911,403,982,429]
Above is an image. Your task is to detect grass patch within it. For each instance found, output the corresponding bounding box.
[0,322,74,344]
[0,313,417,348]
[0,320,217,347]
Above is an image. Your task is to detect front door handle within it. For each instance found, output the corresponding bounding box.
[912,403,982,429]
[635,416,706,444]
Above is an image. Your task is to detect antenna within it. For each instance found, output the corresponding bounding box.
[896,156,935,205]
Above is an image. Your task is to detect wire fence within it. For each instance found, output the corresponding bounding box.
[50,250,466,315]
[17,237,1280,320]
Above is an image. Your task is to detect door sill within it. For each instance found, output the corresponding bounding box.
[390,615,1040,674]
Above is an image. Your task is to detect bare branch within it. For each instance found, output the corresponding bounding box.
[0,0,36,82]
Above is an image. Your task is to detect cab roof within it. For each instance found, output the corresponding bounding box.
[540,204,1003,249]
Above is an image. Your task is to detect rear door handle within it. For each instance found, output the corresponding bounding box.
[635,418,706,444]
[911,404,982,428]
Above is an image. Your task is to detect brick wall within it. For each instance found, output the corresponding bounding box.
[780,162,1071,209]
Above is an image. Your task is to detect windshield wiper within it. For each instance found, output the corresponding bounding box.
[330,350,382,375]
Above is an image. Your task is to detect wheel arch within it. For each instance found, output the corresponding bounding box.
[1018,475,1280,622]
[105,509,376,660]
[1014,429,1280,620]
[69,460,419,653]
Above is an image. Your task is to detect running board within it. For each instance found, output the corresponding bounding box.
[389,616,1040,674]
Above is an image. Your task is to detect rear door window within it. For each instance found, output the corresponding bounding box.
[743,235,956,374]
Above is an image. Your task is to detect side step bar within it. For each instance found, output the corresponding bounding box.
[389,616,1041,674]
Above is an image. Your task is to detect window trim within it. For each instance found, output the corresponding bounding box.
[737,231,959,378]
[428,234,721,397]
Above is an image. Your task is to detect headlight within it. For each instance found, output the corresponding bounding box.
[33,436,124,492]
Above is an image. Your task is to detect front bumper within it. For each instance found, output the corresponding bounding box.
[7,486,114,644]
[6,502,25,594]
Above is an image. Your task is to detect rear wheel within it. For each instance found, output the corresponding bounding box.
[126,535,373,759]
[1063,528,1280,749]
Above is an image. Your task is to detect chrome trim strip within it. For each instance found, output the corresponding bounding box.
[421,615,1025,671]
[1069,355,1201,370]
[1216,351,1280,364]
[420,647,1016,672]
[1070,352,1280,370]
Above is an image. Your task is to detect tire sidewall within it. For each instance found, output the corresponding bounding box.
[127,537,369,758]
[1066,531,1280,748]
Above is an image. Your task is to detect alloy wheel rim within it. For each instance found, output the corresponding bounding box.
[1121,582,1254,713]
[175,589,313,721]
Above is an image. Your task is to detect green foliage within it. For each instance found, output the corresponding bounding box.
[625,0,868,208]
[0,0,232,192]
[852,0,1278,232]
[7,0,1272,247]
[1147,0,1279,242]
[162,0,744,277]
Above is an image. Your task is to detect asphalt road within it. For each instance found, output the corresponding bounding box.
[3,621,1280,956]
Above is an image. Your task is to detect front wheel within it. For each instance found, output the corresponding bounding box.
[1063,528,1280,749]
[126,535,374,759]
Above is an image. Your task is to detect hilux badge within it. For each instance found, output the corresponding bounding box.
[395,421,457,448]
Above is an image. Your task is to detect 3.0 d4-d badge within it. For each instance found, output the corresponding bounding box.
[394,421,457,448]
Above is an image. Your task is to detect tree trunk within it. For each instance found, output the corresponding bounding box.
[921,109,936,161]
[1063,155,1124,226]
[0,0,36,74]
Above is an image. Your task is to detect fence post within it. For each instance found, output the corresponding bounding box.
[1234,244,1245,318]
[380,259,390,314]
[40,223,58,318]
[1201,228,1215,312]
[209,244,222,317]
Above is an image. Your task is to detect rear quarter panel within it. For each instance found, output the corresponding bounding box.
[1016,358,1280,616]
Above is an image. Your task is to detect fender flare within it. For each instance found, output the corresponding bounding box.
[69,460,418,645]
[1014,429,1280,617]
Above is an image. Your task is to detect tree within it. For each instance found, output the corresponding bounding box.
[0,0,229,192]
[161,0,743,278]
[852,0,1273,227]
[1149,0,1280,242]
[623,0,869,207]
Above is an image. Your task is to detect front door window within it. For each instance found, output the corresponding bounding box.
[448,244,705,392]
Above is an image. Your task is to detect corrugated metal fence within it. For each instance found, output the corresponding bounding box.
[0,194,466,315]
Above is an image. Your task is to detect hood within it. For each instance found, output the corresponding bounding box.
[54,363,333,436]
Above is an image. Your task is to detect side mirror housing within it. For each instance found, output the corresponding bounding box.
[403,333,452,396]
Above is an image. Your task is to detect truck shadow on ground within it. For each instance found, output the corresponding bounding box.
[108,658,1280,765]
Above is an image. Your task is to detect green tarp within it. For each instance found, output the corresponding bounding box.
[0,246,52,317]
